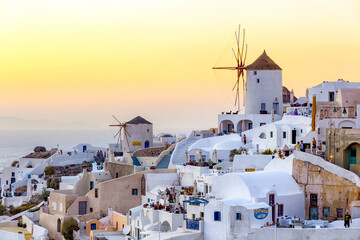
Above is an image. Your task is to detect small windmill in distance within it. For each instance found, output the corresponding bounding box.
[213,25,248,112]
[109,115,131,151]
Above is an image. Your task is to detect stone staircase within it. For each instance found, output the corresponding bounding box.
[156,154,172,169]
[170,132,202,166]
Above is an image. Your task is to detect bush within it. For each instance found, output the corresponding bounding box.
[262,149,273,155]
[61,218,79,240]
[11,161,19,167]
[10,203,37,215]
[41,188,50,202]
[0,204,6,215]
[44,166,54,176]
[47,178,52,188]
[50,178,60,190]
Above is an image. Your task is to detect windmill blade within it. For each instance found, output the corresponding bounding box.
[113,130,121,139]
[243,44,248,65]
[112,115,122,124]
[124,127,132,137]
[234,89,239,106]
[232,79,239,91]
[240,29,245,63]
[232,48,237,62]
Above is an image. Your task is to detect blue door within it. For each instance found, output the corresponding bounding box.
[145,141,149,148]
[83,145,87,152]
[11,178,16,184]
[349,147,356,169]
[91,223,96,230]
[310,207,318,220]
[90,181,94,190]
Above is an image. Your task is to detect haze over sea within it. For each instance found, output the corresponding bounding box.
[0,129,114,169]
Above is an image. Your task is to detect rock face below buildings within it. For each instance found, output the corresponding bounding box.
[133,143,171,157]
[23,148,57,159]
[283,86,297,103]
[292,157,360,220]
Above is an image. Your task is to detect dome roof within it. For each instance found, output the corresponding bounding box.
[246,50,282,70]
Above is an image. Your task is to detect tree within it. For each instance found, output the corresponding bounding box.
[44,166,54,176]
[41,188,50,202]
[50,178,60,190]
[0,204,6,215]
[61,218,79,240]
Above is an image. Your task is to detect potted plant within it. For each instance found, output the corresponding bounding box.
[217,167,222,170]
[17,219,23,227]
[143,203,148,208]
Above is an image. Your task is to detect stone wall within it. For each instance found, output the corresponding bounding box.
[326,128,360,176]
[104,162,136,179]
[292,158,360,220]
[133,143,170,157]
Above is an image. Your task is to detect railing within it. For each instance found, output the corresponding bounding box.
[186,219,199,230]
[319,107,356,120]
[286,107,310,116]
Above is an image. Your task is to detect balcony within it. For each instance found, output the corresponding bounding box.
[186,219,199,230]
[319,107,356,120]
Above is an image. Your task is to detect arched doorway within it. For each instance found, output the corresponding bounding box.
[237,120,253,133]
[344,143,360,170]
[57,219,61,232]
[160,221,171,232]
[144,141,149,148]
[219,120,234,134]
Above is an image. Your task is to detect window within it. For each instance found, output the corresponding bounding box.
[270,131,273,138]
[147,129,149,132]
[300,129,303,133]
[95,188,98,198]
[260,123,266,126]
[269,194,275,206]
[236,213,242,220]
[323,207,330,218]
[116,172,119,178]
[90,208,93,212]
[257,79,260,83]
[201,155,206,160]
[261,103,266,111]
[90,181,94,190]
[214,211,221,221]
[190,155,195,161]
[351,149,356,157]
[192,214,195,220]
[310,194,317,206]
[200,212,204,218]
[253,71,257,75]
[11,172,15,177]
[283,132,286,139]
[91,223,97,230]
[337,208,343,218]
[278,204,284,217]
[329,92,335,101]
[132,188,138,195]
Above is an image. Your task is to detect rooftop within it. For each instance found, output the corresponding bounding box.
[246,50,282,70]
[126,116,152,125]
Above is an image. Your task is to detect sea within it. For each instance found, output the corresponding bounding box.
[0,129,114,169]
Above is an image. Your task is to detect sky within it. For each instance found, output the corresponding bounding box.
[0,0,359,134]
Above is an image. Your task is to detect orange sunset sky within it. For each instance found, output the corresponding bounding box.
[0,0,359,133]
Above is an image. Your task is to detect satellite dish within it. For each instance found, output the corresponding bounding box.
[123,225,131,235]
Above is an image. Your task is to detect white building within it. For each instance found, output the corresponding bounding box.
[308,79,360,104]
[218,50,283,134]
[123,116,153,153]
[204,170,305,240]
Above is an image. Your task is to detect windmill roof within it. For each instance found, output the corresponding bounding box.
[126,116,152,125]
[246,50,282,70]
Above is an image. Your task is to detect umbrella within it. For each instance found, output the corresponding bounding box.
[271,106,275,122]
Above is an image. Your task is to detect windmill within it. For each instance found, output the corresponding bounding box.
[213,25,248,112]
[109,115,131,151]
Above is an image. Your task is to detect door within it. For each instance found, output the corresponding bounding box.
[248,122,253,130]
[310,207,319,220]
[329,92,335,101]
[349,147,356,168]
[145,141,149,148]
[11,178,16,184]
[79,201,87,215]
[292,130,297,144]
[83,145,87,152]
